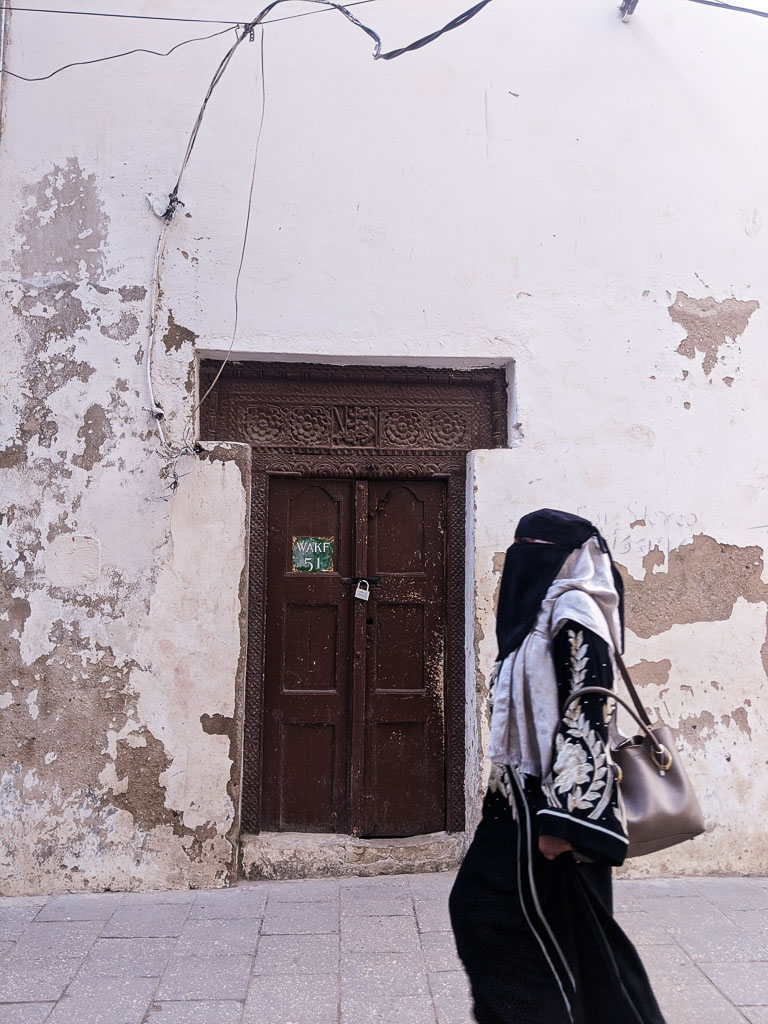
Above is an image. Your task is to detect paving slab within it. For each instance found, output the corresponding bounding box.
[340,990,437,1024]
[340,914,420,954]
[698,962,768,1006]
[414,897,453,933]
[79,937,177,977]
[339,893,414,917]
[9,920,104,959]
[147,1001,244,1024]
[340,951,430,996]
[0,906,43,940]
[46,976,158,1024]
[189,888,267,920]
[0,955,83,1002]
[265,880,340,903]
[0,873,766,1023]
[36,893,124,922]
[102,905,191,939]
[244,972,339,1023]
[640,944,748,1024]
[420,930,462,973]
[156,955,253,1001]
[261,900,339,935]
[693,877,768,911]
[175,919,261,956]
[428,971,474,1024]
[253,933,339,975]
[0,1005,54,1024]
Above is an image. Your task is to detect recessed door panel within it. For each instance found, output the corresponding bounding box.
[282,604,338,692]
[263,479,352,833]
[264,476,446,837]
[374,604,425,691]
[364,480,446,836]
[279,723,336,831]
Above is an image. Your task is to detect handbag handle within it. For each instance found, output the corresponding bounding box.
[561,685,673,772]
[618,651,651,733]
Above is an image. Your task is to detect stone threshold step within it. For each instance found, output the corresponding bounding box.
[240,830,465,880]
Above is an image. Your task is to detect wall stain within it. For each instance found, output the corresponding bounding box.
[620,535,768,639]
[72,404,112,471]
[624,658,671,689]
[731,706,752,739]
[163,310,198,353]
[111,727,175,831]
[118,285,147,303]
[99,311,139,342]
[668,291,759,376]
[678,710,717,751]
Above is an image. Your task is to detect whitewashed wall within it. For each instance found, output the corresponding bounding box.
[1,0,766,891]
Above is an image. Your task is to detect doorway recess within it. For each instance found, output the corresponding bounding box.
[200,361,507,839]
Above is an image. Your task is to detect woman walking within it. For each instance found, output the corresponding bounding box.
[449,509,666,1024]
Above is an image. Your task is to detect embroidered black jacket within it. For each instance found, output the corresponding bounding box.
[536,621,629,866]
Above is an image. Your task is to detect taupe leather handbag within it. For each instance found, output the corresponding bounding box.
[562,654,705,858]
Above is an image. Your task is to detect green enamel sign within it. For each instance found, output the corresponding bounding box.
[292,536,334,573]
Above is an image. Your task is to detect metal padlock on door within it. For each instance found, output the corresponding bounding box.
[354,579,370,601]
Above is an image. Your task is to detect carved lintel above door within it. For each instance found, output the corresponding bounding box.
[201,362,507,454]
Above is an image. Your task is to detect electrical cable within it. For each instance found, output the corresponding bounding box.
[0,25,237,81]
[142,0,503,457]
[145,0,389,449]
[0,0,502,455]
[376,0,495,60]
[685,0,768,18]
[184,25,268,448]
[0,0,379,26]
[0,0,384,81]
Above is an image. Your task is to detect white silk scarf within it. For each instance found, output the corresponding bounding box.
[487,535,622,778]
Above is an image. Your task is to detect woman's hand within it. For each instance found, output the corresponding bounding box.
[538,834,574,860]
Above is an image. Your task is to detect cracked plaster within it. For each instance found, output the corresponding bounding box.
[0,151,251,896]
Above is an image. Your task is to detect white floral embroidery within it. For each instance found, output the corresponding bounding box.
[544,632,615,820]
[552,735,592,794]
[488,763,518,820]
[567,629,588,691]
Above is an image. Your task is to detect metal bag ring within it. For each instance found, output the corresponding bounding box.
[651,744,673,772]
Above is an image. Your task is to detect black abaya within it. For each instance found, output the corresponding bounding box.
[450,788,666,1024]
[450,622,666,1024]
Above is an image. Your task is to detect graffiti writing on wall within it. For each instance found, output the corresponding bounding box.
[578,504,698,564]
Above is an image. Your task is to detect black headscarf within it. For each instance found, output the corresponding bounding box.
[495,508,624,661]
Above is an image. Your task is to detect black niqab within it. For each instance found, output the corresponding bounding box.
[495,508,624,661]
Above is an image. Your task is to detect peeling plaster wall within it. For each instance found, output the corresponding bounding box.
[1,0,767,889]
[0,63,251,890]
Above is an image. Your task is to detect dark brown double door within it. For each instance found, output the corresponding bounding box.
[263,476,446,838]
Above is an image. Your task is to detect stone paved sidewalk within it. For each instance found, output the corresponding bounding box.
[0,873,767,1023]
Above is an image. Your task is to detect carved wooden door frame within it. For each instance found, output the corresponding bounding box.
[200,361,508,835]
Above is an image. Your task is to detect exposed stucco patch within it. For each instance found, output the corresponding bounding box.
[620,535,768,639]
[118,285,147,303]
[731,706,752,738]
[624,658,671,689]
[99,311,139,342]
[678,710,717,752]
[111,727,176,831]
[200,713,234,737]
[15,158,109,285]
[668,291,759,376]
[163,310,198,353]
[71,404,113,471]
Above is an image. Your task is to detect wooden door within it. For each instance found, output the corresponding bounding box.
[263,477,446,837]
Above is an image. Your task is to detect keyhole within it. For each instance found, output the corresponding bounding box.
[367,617,374,625]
